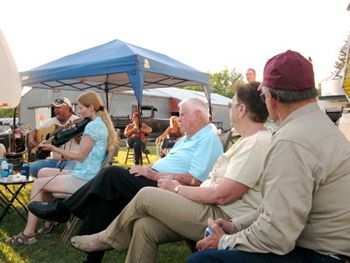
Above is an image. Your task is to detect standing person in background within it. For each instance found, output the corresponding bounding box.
[155,116,183,157]
[187,50,350,263]
[246,68,256,82]
[28,97,80,177]
[124,112,152,165]
[5,91,117,246]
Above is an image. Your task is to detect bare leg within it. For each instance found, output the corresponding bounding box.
[23,173,72,236]
[38,168,69,202]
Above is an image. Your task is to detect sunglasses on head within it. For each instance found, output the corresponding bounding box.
[54,98,65,104]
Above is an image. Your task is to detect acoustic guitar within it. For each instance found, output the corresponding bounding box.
[31,124,66,159]
[30,119,90,160]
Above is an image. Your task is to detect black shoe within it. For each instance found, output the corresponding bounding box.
[28,201,71,223]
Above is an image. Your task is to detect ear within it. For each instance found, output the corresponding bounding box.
[238,103,247,118]
[194,109,201,118]
[268,96,278,108]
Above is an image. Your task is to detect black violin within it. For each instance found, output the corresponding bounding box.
[35,118,91,159]
[52,118,90,147]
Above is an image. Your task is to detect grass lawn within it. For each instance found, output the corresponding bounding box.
[0,143,192,262]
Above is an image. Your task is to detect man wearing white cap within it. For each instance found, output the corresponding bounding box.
[187,50,350,263]
[29,97,80,177]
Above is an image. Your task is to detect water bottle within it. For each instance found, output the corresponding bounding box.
[8,163,13,176]
[0,159,5,177]
[1,160,9,178]
[204,226,212,237]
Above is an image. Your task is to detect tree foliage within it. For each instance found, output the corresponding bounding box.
[209,68,243,98]
[183,68,244,98]
[0,108,16,118]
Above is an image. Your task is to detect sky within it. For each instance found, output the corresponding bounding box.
[0,0,349,85]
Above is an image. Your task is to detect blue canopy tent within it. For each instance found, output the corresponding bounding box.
[20,39,211,112]
[20,39,211,164]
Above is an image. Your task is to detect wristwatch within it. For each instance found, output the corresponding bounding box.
[174,185,181,193]
[220,235,231,250]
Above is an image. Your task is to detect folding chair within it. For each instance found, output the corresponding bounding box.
[219,130,241,152]
[124,141,150,165]
[52,144,120,243]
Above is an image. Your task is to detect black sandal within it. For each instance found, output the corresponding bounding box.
[37,221,59,235]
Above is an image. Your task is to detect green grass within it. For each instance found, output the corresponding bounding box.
[0,144,191,262]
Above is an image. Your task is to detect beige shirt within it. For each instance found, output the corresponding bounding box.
[37,115,80,160]
[220,103,350,257]
[201,130,271,218]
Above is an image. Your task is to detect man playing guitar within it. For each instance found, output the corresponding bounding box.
[28,97,80,177]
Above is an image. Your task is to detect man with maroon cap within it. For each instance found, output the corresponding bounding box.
[187,50,350,263]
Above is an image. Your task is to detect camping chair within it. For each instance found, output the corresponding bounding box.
[124,141,150,165]
[219,130,241,152]
[325,107,343,125]
[52,144,120,243]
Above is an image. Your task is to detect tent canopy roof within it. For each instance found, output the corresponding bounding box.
[20,39,210,106]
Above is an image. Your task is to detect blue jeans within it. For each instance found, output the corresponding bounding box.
[187,247,347,263]
[30,159,76,177]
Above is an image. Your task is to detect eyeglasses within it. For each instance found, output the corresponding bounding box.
[54,98,65,104]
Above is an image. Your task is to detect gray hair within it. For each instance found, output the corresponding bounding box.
[264,86,318,104]
[179,97,210,119]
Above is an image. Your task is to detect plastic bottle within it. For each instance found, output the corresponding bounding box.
[204,226,212,237]
[1,160,9,177]
[8,163,13,175]
[0,160,2,178]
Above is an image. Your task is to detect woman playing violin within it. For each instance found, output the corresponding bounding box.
[5,91,118,245]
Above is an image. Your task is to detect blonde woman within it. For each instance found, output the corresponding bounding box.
[0,143,6,158]
[5,91,117,245]
[155,116,183,156]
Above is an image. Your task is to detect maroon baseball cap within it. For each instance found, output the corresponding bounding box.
[261,50,315,91]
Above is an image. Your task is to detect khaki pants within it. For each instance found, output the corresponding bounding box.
[104,187,230,263]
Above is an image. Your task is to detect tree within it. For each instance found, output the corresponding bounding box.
[209,68,243,98]
[183,68,244,98]
[0,108,16,118]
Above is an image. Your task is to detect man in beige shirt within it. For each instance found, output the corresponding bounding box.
[187,50,350,263]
